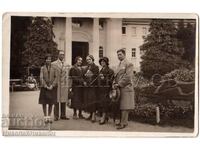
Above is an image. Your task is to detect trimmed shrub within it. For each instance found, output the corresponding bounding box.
[163,68,195,82]
[129,102,194,128]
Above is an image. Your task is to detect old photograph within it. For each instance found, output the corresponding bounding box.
[2,13,199,137]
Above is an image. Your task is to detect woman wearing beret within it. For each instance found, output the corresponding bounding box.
[39,54,57,124]
[98,57,114,125]
[83,55,99,122]
[69,56,84,119]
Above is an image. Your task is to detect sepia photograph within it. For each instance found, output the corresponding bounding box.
[2,13,199,137]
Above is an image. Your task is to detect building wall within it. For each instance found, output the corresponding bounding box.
[122,24,149,72]
[52,18,148,72]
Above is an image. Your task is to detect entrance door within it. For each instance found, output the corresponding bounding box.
[72,41,89,65]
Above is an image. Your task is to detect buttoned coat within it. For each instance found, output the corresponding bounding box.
[114,59,135,110]
[69,65,84,109]
[52,59,71,103]
[39,65,57,104]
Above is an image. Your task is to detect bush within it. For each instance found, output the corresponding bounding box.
[129,102,194,128]
[163,68,195,82]
[129,103,157,125]
[132,69,194,128]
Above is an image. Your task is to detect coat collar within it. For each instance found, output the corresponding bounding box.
[115,59,128,76]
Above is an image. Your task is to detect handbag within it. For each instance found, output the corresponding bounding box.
[68,88,74,99]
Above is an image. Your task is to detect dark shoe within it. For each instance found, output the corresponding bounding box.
[85,115,92,120]
[78,114,85,119]
[99,120,105,125]
[115,122,121,126]
[54,117,58,121]
[99,117,108,125]
[61,116,70,120]
[73,115,78,120]
[44,116,50,124]
[47,116,53,124]
[116,124,127,130]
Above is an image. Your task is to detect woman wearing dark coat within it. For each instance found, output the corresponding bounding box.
[69,56,84,119]
[39,54,57,124]
[83,55,99,122]
[98,57,114,125]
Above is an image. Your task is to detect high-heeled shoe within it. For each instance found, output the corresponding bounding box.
[48,116,53,124]
[44,116,48,124]
[116,124,128,130]
[73,114,78,120]
[85,115,92,120]
[78,114,85,119]
[99,117,109,125]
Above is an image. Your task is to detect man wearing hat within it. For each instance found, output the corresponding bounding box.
[52,50,70,121]
[113,48,135,129]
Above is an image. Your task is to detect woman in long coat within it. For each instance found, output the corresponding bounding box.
[69,56,84,119]
[83,55,99,122]
[98,57,114,125]
[39,54,57,123]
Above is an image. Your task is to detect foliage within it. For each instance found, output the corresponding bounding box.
[10,17,32,78]
[163,68,195,82]
[22,17,58,70]
[129,102,194,128]
[140,19,186,79]
[177,20,196,63]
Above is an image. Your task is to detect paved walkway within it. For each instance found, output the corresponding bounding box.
[8,91,193,133]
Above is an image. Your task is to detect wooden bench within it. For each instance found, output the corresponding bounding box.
[10,79,26,92]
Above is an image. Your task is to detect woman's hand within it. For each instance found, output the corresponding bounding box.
[99,73,104,80]
[83,82,87,86]
[113,84,119,89]
[47,85,53,90]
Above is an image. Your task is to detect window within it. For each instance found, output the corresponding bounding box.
[132,27,137,36]
[122,26,126,34]
[132,48,136,58]
[99,46,103,58]
[143,27,147,35]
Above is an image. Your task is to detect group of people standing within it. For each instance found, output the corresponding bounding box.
[39,49,135,130]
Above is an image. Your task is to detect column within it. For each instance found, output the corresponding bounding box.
[92,18,99,65]
[106,18,122,69]
[65,17,72,65]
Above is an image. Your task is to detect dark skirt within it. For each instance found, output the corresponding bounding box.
[83,87,97,112]
[97,87,111,113]
[71,87,83,109]
[39,87,57,105]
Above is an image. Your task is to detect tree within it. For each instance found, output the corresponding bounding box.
[10,17,31,78]
[140,19,186,79]
[22,17,58,75]
[177,20,196,64]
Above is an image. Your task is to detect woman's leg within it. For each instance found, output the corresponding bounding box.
[78,109,84,118]
[42,104,47,116]
[48,104,53,116]
[73,108,77,116]
[91,111,96,123]
[73,108,78,119]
